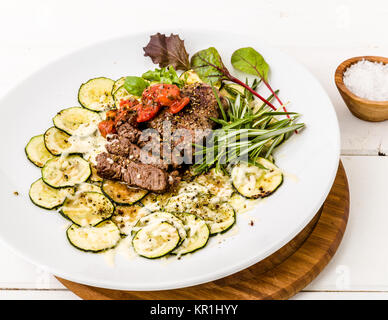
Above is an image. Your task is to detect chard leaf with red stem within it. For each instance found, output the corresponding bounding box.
[231,47,292,121]
[191,47,226,87]
[231,47,269,81]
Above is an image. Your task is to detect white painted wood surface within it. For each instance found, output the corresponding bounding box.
[0,0,387,300]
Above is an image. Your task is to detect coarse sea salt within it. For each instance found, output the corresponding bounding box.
[343,59,388,101]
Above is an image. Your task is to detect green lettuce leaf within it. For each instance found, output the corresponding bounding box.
[124,76,149,96]
[142,66,183,87]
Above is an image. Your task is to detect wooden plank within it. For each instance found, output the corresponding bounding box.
[0,248,64,289]
[306,156,388,291]
[0,290,79,300]
[294,291,388,300]
[1,289,388,300]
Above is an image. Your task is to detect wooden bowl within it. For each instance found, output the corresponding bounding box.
[335,56,388,122]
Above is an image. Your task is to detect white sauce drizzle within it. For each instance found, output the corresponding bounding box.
[61,118,107,165]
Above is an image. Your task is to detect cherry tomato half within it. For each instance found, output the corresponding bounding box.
[98,120,116,138]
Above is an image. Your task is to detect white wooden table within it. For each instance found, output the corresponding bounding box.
[1,0,388,300]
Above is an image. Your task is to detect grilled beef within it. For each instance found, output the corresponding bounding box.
[106,134,168,170]
[147,83,225,139]
[95,82,226,193]
[95,152,179,192]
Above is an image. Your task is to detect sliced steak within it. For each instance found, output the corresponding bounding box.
[96,83,225,192]
[105,134,168,170]
[95,152,178,192]
[95,153,123,180]
[115,122,142,144]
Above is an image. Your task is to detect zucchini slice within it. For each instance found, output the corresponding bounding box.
[228,192,256,214]
[132,222,180,259]
[67,220,121,253]
[197,202,236,235]
[140,192,160,210]
[78,77,115,112]
[112,77,125,95]
[231,158,283,198]
[172,213,210,255]
[112,204,146,235]
[89,165,103,183]
[76,182,102,193]
[29,178,73,210]
[53,107,101,136]
[25,135,55,167]
[134,211,186,244]
[194,169,234,199]
[113,86,138,107]
[61,191,114,226]
[42,155,91,188]
[164,191,209,215]
[44,127,71,156]
[102,180,148,205]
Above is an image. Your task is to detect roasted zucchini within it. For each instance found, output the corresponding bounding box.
[112,204,146,235]
[102,180,148,205]
[76,182,102,193]
[53,107,101,136]
[41,155,91,188]
[172,213,209,255]
[132,222,180,259]
[25,135,55,167]
[78,77,115,112]
[134,211,186,244]
[44,127,71,156]
[89,165,103,183]
[29,178,73,210]
[231,157,283,198]
[67,220,121,253]
[196,202,236,235]
[113,86,137,107]
[112,77,125,95]
[61,191,114,226]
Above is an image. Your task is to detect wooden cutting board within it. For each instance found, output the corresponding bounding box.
[57,161,349,300]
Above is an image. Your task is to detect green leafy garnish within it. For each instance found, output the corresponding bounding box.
[231,47,269,81]
[191,47,225,87]
[193,90,304,174]
[231,47,293,127]
[143,34,280,111]
[142,66,183,87]
[124,76,149,96]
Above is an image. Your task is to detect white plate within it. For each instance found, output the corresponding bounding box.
[0,31,339,291]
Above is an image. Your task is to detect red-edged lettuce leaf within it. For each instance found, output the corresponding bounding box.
[143,33,190,71]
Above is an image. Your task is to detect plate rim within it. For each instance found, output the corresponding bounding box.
[0,30,341,291]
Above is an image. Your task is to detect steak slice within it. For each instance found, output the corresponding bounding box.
[115,122,142,144]
[95,152,178,192]
[106,134,169,170]
[95,152,122,180]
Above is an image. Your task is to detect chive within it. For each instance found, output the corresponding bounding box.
[193,92,305,174]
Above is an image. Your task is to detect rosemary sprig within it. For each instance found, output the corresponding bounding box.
[193,90,305,174]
